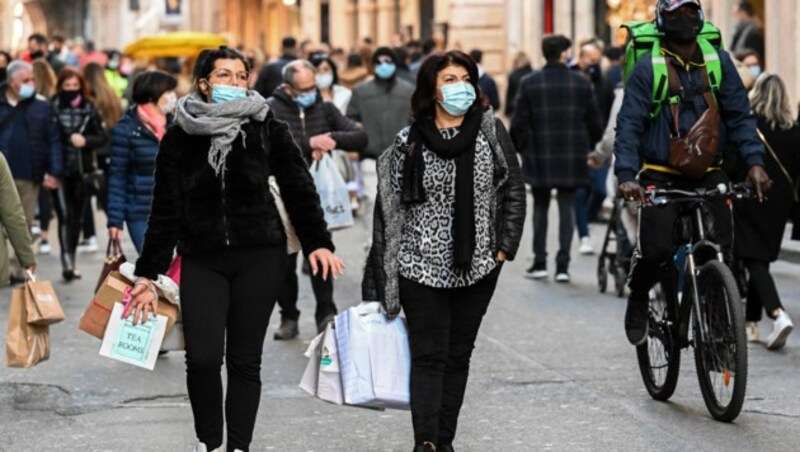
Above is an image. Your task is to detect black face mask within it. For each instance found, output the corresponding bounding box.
[59,90,81,106]
[30,50,45,60]
[663,14,703,44]
[587,63,602,82]
[0,68,6,84]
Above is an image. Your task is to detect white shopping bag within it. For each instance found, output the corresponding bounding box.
[335,302,410,410]
[317,322,344,404]
[99,303,168,371]
[160,320,185,351]
[310,153,354,231]
[299,331,324,396]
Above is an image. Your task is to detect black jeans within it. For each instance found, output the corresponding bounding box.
[276,252,337,326]
[532,188,576,268]
[181,246,287,452]
[629,170,732,298]
[743,259,784,322]
[400,265,502,446]
[51,173,88,272]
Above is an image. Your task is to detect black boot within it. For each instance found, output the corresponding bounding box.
[438,446,454,452]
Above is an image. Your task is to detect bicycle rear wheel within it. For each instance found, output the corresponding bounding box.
[693,260,748,422]
[636,280,680,401]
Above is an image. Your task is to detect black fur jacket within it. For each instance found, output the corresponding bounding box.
[134,111,333,280]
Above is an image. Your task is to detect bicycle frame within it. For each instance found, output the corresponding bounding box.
[671,201,726,350]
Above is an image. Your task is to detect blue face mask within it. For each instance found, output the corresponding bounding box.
[438,82,476,117]
[375,62,396,80]
[211,84,247,104]
[294,91,318,109]
[18,83,35,100]
[749,65,762,79]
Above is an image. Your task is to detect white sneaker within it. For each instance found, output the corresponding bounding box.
[579,236,594,255]
[555,272,571,283]
[745,322,759,343]
[30,225,41,236]
[766,310,793,350]
[38,240,51,255]
[78,236,98,254]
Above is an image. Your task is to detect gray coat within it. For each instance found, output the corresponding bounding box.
[347,77,414,159]
[0,154,35,286]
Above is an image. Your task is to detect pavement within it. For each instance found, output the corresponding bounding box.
[1,186,799,451]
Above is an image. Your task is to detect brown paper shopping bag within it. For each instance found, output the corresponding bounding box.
[6,287,50,368]
[79,271,180,340]
[24,277,65,326]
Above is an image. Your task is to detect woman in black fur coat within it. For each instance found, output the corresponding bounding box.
[125,47,344,452]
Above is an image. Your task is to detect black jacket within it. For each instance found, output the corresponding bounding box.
[730,116,800,262]
[134,111,333,280]
[266,88,368,162]
[51,97,108,175]
[362,111,526,315]
[511,63,604,188]
[504,65,533,118]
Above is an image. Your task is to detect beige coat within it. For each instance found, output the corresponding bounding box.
[0,153,35,286]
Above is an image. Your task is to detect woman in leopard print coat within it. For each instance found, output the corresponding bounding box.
[362,51,526,452]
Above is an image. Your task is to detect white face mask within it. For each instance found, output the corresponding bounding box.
[316,73,334,89]
[160,92,177,114]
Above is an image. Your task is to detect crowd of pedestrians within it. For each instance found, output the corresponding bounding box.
[1,0,798,448]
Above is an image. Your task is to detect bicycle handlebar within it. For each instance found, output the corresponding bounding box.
[643,183,757,206]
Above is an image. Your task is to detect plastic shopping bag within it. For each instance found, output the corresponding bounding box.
[310,153,354,231]
[298,323,344,405]
[335,302,410,410]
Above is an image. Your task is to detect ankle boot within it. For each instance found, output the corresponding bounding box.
[438,445,454,452]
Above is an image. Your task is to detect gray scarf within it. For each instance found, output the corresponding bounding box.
[175,91,270,176]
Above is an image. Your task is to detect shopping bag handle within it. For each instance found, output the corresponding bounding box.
[355,301,383,316]
[25,270,37,282]
[106,237,124,259]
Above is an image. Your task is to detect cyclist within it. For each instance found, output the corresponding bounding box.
[614,0,771,346]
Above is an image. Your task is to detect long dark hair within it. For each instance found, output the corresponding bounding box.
[410,50,485,121]
[193,46,250,99]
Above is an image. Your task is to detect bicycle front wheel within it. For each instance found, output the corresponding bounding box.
[636,280,680,401]
[693,260,748,422]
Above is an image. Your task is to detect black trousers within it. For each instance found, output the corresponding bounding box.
[275,252,337,326]
[743,259,784,322]
[181,246,287,452]
[51,173,88,271]
[629,171,732,298]
[400,265,502,446]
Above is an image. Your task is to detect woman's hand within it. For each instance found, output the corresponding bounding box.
[70,133,87,149]
[308,248,345,281]
[497,251,507,262]
[123,278,159,326]
[108,227,122,240]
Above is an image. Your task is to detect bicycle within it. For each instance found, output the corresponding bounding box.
[634,182,754,422]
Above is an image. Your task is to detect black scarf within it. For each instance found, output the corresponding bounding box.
[402,107,482,269]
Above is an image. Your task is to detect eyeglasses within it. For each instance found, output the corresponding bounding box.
[209,68,250,84]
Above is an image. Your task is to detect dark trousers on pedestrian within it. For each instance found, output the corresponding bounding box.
[51,173,87,272]
[532,188,576,268]
[400,266,502,447]
[629,171,732,298]
[743,259,784,322]
[574,165,610,238]
[181,246,287,452]
[276,252,337,327]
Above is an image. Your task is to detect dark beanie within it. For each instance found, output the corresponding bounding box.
[372,47,397,66]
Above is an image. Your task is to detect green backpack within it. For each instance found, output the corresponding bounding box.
[622,21,724,118]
